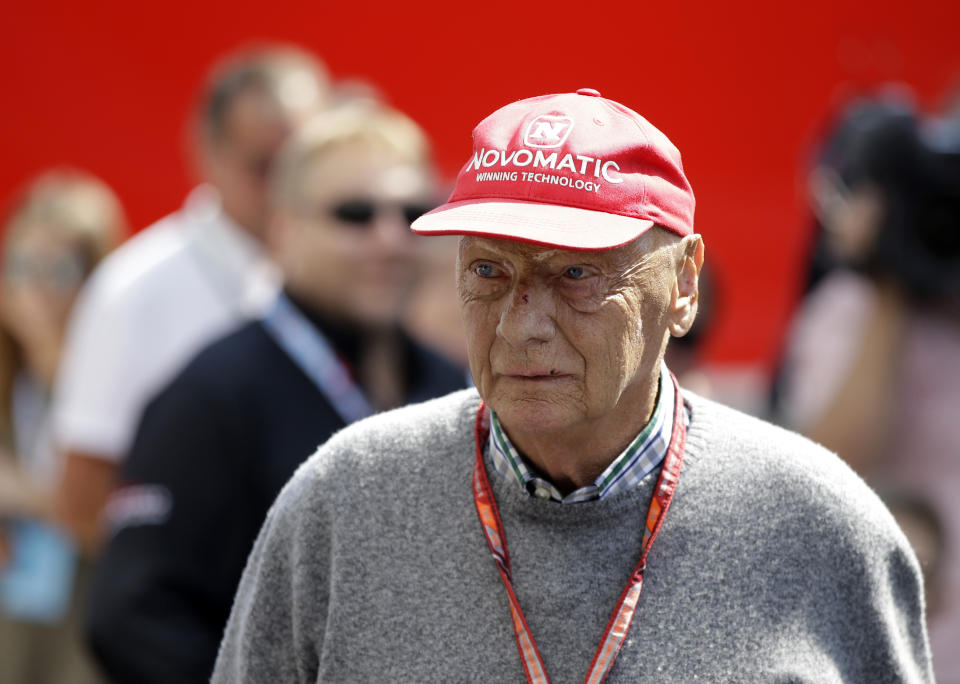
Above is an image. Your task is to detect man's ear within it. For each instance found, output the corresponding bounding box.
[668,234,704,338]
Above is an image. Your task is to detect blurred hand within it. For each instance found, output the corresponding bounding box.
[0,286,66,389]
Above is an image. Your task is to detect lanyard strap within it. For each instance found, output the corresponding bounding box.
[261,293,374,425]
[471,374,687,684]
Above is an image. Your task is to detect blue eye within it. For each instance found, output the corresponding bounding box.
[565,266,586,280]
[475,263,496,277]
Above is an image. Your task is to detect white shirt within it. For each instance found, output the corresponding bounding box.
[52,186,279,462]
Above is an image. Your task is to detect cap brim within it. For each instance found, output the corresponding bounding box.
[411,198,655,251]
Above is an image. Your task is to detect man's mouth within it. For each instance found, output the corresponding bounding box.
[502,369,569,380]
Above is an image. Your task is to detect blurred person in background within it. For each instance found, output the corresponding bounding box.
[50,44,330,554]
[85,103,466,684]
[0,169,125,684]
[404,234,469,367]
[777,99,960,679]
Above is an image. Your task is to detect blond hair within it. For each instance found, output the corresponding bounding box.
[4,168,126,266]
[271,103,432,209]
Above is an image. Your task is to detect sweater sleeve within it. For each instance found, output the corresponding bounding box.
[680,395,934,682]
[762,446,933,681]
[825,496,934,683]
[764,446,933,681]
[881,535,936,682]
[212,457,330,684]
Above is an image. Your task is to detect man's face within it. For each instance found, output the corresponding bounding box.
[458,233,678,438]
[203,88,317,237]
[275,142,433,327]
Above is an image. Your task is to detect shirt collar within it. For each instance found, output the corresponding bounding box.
[488,362,676,504]
[181,185,280,313]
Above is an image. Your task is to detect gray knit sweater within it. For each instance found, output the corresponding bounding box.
[213,389,933,682]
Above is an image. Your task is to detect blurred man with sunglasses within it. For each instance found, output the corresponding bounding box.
[50,45,331,556]
[85,103,466,684]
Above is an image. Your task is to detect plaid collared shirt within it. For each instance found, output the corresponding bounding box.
[488,363,677,504]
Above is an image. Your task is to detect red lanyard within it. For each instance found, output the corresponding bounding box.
[471,374,686,684]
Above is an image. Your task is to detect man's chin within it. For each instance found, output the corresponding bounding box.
[487,395,581,437]
[333,295,406,329]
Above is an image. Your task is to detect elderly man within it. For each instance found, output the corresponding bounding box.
[213,90,932,682]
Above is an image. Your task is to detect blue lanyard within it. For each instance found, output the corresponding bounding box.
[260,293,374,425]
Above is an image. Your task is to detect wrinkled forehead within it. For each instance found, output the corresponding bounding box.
[460,235,567,261]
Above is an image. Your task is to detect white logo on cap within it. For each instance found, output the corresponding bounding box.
[523,115,574,148]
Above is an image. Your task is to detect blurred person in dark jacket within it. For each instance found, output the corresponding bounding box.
[778,99,960,680]
[0,169,125,684]
[85,102,466,684]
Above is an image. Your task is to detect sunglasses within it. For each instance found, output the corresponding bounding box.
[328,199,435,227]
[3,252,87,293]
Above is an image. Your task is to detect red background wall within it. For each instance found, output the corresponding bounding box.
[4,0,959,368]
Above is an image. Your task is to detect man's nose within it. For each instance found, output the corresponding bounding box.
[371,210,416,253]
[496,285,556,347]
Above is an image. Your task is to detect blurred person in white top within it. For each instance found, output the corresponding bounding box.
[51,45,330,552]
[0,168,126,684]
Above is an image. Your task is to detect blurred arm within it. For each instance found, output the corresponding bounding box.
[0,450,51,519]
[52,451,116,554]
[50,262,159,553]
[806,282,904,473]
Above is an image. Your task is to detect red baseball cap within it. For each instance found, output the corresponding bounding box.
[411,88,695,250]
